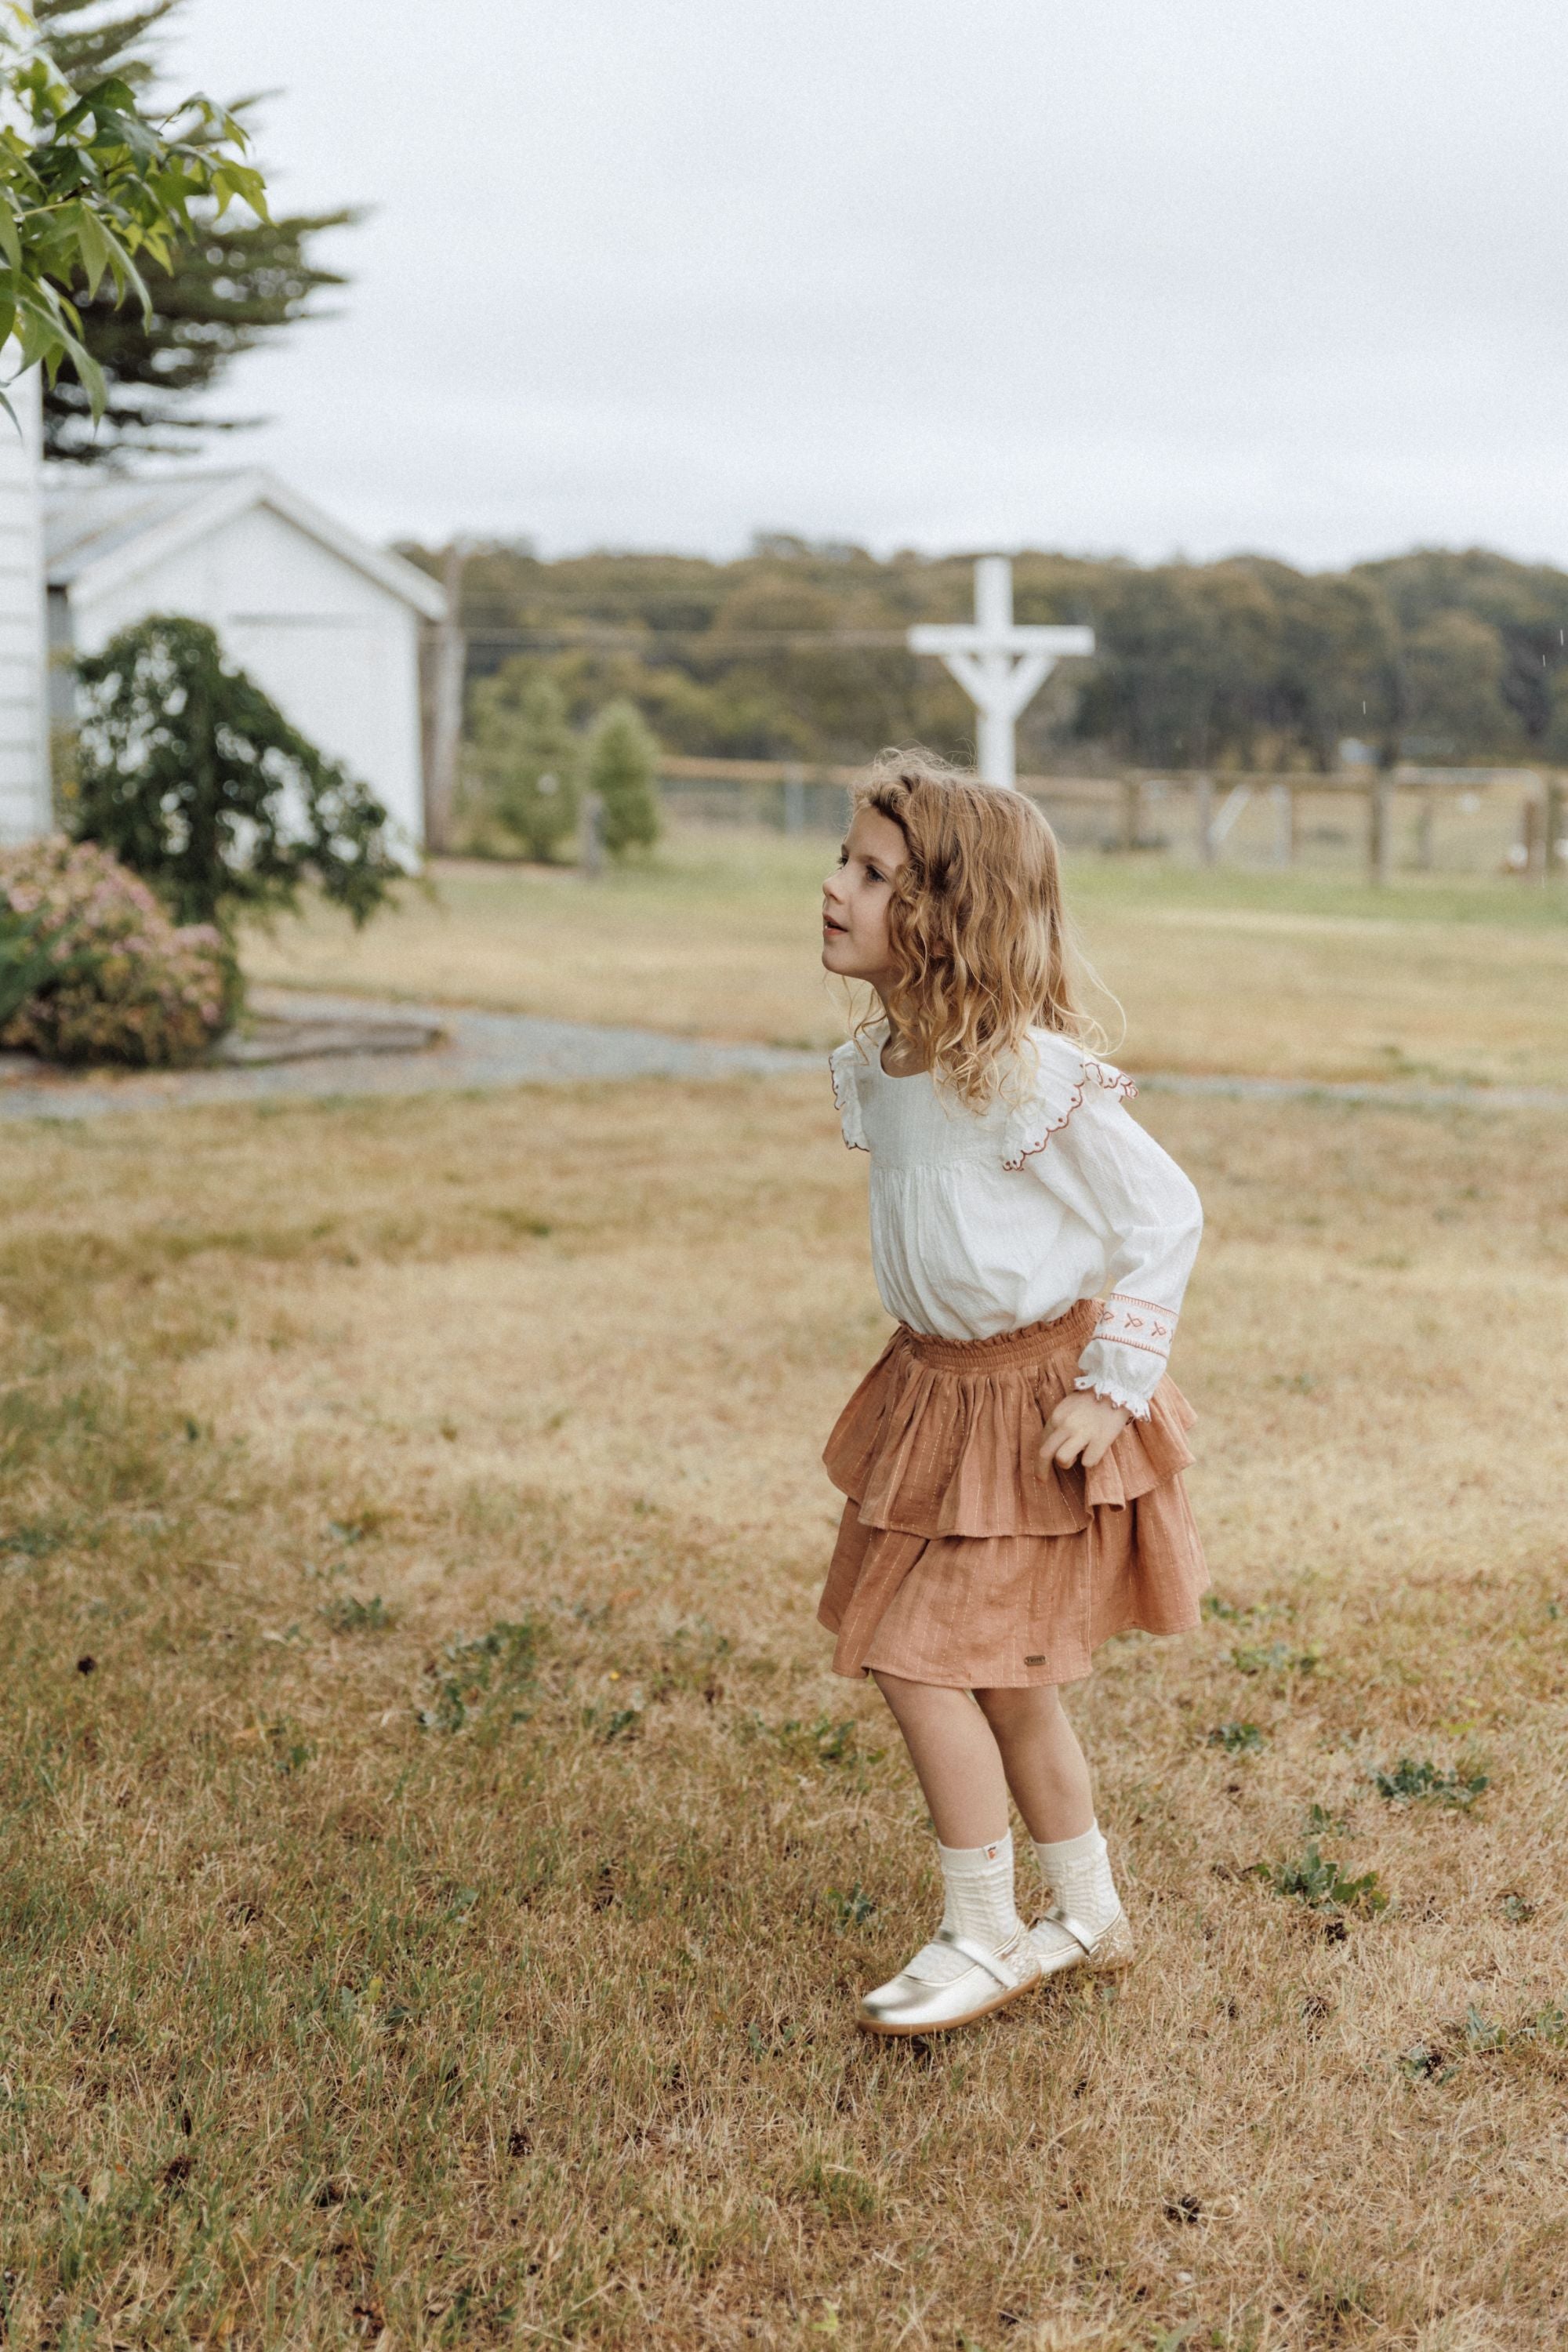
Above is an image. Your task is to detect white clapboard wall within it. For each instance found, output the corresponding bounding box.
[0,365,49,844]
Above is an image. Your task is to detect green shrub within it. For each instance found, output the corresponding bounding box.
[68,615,404,934]
[0,836,229,1067]
[585,698,661,857]
[462,665,580,861]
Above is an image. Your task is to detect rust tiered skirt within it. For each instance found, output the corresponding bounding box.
[817,1300,1208,1688]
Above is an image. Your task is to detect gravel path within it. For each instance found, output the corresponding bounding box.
[1134,1070,1568,1113]
[0,987,1563,1121]
[0,989,817,1122]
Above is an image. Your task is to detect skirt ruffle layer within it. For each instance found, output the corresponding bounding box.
[818,1301,1208,1687]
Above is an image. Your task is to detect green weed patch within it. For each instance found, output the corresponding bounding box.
[1372,1756,1489,1809]
[1257,1841,1388,1918]
[1207,1720,1266,1752]
[417,1616,545,1736]
[1232,1641,1320,1677]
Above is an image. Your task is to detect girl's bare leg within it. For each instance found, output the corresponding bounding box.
[974,1683,1094,1844]
[862,1671,1029,2020]
[870,1671,1010,1847]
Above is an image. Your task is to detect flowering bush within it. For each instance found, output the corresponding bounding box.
[0,837,230,1068]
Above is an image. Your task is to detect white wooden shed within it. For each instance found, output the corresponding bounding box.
[0,372,51,845]
[42,467,446,857]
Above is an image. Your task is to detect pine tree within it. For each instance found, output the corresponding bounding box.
[464,666,582,862]
[585,700,661,858]
[35,0,354,464]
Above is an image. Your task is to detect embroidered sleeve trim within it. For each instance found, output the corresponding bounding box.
[1000,1054,1138,1171]
[829,1047,869,1152]
[1092,1293,1177,1357]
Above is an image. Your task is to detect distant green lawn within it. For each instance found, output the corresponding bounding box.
[1065,851,1568,931]
[242,826,1568,1087]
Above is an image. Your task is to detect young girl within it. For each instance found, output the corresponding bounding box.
[818,753,1207,2036]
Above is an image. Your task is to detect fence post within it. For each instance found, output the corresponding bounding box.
[1368,772,1394,886]
[1120,776,1142,851]
[1270,782,1296,867]
[1195,774,1216,866]
[782,763,806,836]
[1414,788,1436,871]
[1544,775,1565,882]
[579,788,604,878]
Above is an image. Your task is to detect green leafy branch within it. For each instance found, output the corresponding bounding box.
[0,5,267,421]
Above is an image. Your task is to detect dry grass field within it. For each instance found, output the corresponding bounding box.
[2,1054,1566,2349]
[240,831,1568,1090]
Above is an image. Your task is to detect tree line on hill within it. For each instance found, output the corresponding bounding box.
[24,10,1568,808]
[27,8,1566,809]
[401,536,1568,783]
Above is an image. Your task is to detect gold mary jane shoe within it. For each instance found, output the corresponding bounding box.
[858,1926,1043,2037]
[1028,1901,1136,1979]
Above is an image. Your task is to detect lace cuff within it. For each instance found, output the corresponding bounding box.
[1072,1294,1180,1422]
[1073,1373,1153,1423]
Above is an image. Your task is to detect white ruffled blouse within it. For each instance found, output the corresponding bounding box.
[829,1022,1203,1420]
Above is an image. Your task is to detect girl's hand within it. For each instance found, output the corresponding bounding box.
[1040,1392,1131,1472]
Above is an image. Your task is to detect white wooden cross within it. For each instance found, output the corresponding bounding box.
[909,555,1094,790]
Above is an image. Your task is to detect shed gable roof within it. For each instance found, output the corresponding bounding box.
[42,468,448,621]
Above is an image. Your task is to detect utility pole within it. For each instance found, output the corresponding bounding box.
[424,538,470,854]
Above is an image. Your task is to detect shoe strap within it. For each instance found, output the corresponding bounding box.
[932,1926,1018,1985]
[1037,1903,1101,1955]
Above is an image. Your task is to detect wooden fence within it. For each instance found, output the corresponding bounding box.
[655,756,1568,885]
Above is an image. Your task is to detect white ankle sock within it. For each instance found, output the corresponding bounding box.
[1032,1823,1120,1938]
[904,1831,1022,1985]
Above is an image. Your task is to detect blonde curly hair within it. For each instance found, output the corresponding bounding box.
[852,749,1093,1109]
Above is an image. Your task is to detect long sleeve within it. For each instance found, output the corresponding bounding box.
[1019,1076,1203,1417]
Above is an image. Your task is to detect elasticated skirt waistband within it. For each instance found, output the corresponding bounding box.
[899,1297,1100,1374]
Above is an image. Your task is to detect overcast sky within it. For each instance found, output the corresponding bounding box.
[169,0,1568,569]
